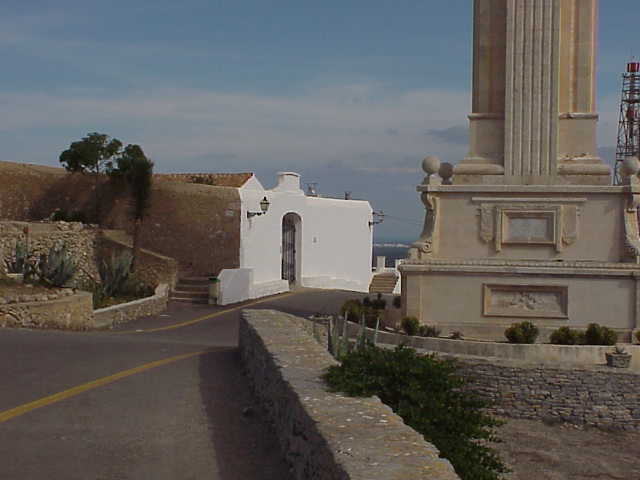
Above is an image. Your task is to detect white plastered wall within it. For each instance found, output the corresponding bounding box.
[218,172,373,304]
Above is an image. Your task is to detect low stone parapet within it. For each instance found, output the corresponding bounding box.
[93,284,169,329]
[0,291,93,329]
[239,309,460,480]
[342,320,640,371]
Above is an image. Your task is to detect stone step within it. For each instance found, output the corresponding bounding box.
[173,284,209,293]
[177,277,211,286]
[169,296,209,304]
[369,273,399,294]
[171,290,209,298]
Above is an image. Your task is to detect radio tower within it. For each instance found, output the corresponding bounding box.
[615,62,640,184]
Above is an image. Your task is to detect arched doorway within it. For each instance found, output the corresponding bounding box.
[281,213,301,285]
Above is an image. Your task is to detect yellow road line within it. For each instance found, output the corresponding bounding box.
[0,350,208,424]
[116,291,298,334]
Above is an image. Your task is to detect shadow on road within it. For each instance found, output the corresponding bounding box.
[198,349,293,480]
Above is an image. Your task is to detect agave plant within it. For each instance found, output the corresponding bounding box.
[7,241,28,274]
[99,251,133,297]
[613,345,628,355]
[39,243,77,287]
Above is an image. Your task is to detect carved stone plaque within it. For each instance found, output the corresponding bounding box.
[483,284,568,319]
[502,211,555,245]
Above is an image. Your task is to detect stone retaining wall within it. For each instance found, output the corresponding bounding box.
[239,309,460,480]
[459,359,640,431]
[99,231,178,288]
[93,284,169,329]
[0,221,99,288]
[0,291,94,329]
[341,320,640,431]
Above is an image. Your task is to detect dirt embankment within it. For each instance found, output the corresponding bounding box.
[496,418,640,480]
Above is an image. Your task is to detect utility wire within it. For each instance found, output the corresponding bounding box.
[382,213,423,227]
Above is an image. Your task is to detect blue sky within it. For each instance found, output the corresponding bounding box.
[2,1,638,241]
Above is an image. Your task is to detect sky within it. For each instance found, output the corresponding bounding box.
[2,0,639,241]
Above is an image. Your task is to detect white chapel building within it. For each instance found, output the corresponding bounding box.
[218,171,373,304]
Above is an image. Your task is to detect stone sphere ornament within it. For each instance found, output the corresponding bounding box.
[439,162,454,183]
[422,156,441,175]
[621,156,640,177]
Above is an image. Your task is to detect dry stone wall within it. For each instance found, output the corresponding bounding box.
[0,292,93,330]
[239,309,460,480]
[459,359,640,432]
[1,221,99,288]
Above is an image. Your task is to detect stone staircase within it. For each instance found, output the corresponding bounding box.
[368,272,399,294]
[170,277,210,304]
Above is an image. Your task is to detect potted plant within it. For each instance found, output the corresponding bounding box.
[605,345,632,368]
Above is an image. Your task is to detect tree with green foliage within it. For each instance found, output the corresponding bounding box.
[59,132,123,222]
[111,144,154,271]
[324,345,508,480]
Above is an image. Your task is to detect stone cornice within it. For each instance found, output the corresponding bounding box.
[417,184,627,194]
[399,258,640,277]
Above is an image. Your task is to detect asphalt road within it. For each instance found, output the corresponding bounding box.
[0,289,359,480]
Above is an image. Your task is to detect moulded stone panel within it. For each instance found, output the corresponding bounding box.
[483,284,568,319]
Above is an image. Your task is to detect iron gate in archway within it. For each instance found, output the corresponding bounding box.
[282,214,297,282]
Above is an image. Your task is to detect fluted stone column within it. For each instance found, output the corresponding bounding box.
[556,0,607,181]
[458,0,507,178]
[455,0,610,185]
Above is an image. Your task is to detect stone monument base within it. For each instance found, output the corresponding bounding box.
[399,185,640,342]
[401,260,638,342]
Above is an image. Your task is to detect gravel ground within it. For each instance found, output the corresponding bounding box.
[494,418,640,480]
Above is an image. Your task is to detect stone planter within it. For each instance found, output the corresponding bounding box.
[605,352,632,368]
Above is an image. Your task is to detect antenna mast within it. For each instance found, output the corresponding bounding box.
[615,62,640,184]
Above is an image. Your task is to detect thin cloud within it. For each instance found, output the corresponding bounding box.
[0,85,469,173]
[426,125,468,146]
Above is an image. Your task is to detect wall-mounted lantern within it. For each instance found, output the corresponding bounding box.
[247,196,271,218]
[369,210,385,226]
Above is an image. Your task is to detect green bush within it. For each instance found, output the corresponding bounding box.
[635,330,640,344]
[371,293,386,310]
[38,243,77,287]
[418,324,440,338]
[504,321,539,344]
[51,209,88,223]
[341,298,385,328]
[401,316,420,336]
[584,323,617,346]
[549,326,584,345]
[392,295,402,309]
[323,345,508,480]
[340,299,363,323]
